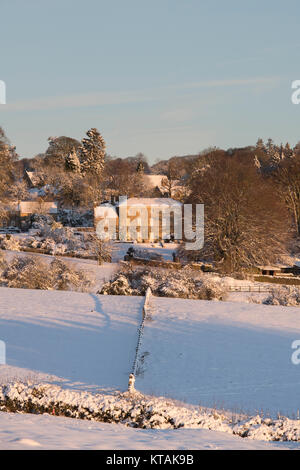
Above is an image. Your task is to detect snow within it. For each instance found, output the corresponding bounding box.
[118,197,182,207]
[0,287,143,392]
[24,171,40,187]
[111,241,179,262]
[2,287,300,447]
[2,249,118,292]
[1,287,300,415]
[135,296,300,417]
[94,204,118,219]
[144,174,165,190]
[0,411,289,450]
[3,379,300,444]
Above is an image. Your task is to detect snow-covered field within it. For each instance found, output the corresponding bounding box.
[0,287,143,392]
[136,296,300,417]
[1,286,300,448]
[0,411,290,450]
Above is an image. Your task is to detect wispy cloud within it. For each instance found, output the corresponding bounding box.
[177,76,280,90]
[2,76,280,112]
[3,90,154,112]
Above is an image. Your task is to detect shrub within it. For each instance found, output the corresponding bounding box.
[263,286,300,306]
[0,250,6,270]
[100,266,227,300]
[127,247,163,261]
[0,235,21,251]
[0,255,93,292]
[101,273,134,296]
[1,256,53,290]
[197,276,229,301]
[57,208,93,227]
[30,214,54,230]
[50,258,93,291]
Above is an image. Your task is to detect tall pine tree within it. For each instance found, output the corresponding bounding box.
[65,148,81,173]
[80,128,106,178]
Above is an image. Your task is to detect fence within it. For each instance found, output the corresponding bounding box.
[128,287,152,393]
[8,246,97,261]
[227,285,272,293]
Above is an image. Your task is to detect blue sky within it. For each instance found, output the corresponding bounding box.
[0,0,300,162]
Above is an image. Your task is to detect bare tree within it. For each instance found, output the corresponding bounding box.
[185,155,289,272]
[273,155,300,235]
[160,160,185,198]
[104,158,145,198]
[7,180,29,203]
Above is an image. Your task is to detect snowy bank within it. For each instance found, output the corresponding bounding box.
[1,381,300,443]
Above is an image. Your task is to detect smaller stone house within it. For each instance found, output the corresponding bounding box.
[1,200,58,230]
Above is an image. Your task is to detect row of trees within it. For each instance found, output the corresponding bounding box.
[23,130,154,206]
[181,141,300,272]
[254,138,295,172]
[0,128,19,222]
[2,124,300,273]
[29,128,106,206]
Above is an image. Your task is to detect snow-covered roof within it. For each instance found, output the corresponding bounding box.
[144,175,182,193]
[94,203,118,218]
[18,201,58,215]
[144,175,165,189]
[25,170,40,187]
[118,198,182,207]
[256,265,287,271]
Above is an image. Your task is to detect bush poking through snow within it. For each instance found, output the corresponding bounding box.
[127,247,163,261]
[49,258,93,291]
[0,235,21,251]
[30,214,55,231]
[0,249,5,268]
[57,208,93,227]
[0,381,232,432]
[1,381,300,441]
[100,266,227,300]
[263,286,300,306]
[197,276,229,301]
[37,222,90,255]
[0,255,93,291]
